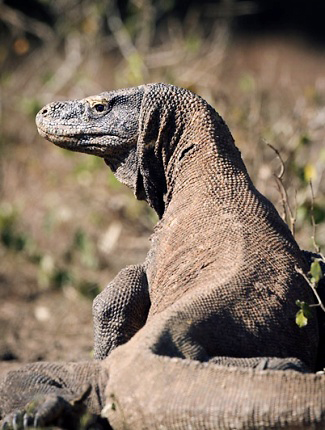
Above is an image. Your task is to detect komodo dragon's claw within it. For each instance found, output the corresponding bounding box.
[1,410,24,430]
[1,385,93,429]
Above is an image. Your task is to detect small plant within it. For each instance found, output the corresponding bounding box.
[266,146,325,327]
[0,203,29,252]
[295,181,325,328]
[0,202,101,299]
[295,257,325,328]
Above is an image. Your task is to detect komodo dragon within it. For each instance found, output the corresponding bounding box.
[1,83,325,429]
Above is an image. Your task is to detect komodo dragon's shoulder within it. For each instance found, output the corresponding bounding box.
[0,83,324,429]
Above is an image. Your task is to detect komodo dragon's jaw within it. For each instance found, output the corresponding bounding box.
[35,86,145,157]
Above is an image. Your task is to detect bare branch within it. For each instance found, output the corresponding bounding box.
[267,143,285,179]
[106,1,148,79]
[0,3,55,42]
[267,143,296,235]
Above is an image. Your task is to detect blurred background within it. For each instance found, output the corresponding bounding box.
[0,0,324,370]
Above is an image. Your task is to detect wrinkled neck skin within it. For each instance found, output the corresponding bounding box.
[131,83,250,218]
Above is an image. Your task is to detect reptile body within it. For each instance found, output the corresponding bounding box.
[0,84,324,429]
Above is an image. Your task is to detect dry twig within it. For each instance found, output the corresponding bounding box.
[267,143,296,235]
[0,3,54,42]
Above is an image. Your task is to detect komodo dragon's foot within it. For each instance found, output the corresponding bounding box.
[1,386,110,430]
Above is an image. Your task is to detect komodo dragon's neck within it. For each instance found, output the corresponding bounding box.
[135,83,252,218]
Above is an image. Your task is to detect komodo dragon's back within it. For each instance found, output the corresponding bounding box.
[0,83,324,429]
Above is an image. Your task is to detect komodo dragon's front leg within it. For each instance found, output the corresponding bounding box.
[93,264,150,359]
[0,361,108,429]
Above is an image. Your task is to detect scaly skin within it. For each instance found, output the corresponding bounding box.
[1,84,324,429]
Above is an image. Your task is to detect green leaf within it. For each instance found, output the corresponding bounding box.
[74,229,87,251]
[310,260,323,284]
[295,300,312,328]
[51,268,72,290]
[300,134,311,146]
[296,309,308,328]
[76,281,101,300]
[313,204,325,224]
[304,164,316,182]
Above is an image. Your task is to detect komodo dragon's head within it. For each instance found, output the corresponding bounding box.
[36,83,234,216]
[36,85,145,157]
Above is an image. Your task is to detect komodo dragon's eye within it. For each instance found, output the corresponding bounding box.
[94,104,105,112]
[89,100,110,115]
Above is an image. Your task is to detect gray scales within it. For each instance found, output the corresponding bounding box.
[0,83,324,429]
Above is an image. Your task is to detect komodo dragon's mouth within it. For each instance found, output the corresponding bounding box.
[37,128,78,144]
[37,125,120,141]
[37,126,120,156]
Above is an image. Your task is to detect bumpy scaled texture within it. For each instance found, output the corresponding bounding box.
[0,84,324,429]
